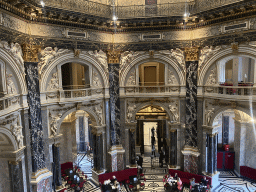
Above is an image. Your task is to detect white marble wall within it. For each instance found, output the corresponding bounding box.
[245,124,256,169]
[60,122,74,164]
[0,159,11,191]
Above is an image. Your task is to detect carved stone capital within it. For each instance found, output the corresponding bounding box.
[9,160,20,165]
[22,44,41,62]
[107,50,121,64]
[184,47,199,61]
[91,125,106,136]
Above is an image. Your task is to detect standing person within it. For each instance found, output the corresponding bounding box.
[159,149,164,168]
[152,144,156,157]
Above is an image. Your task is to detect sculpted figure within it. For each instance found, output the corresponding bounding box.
[206,108,214,125]
[169,103,179,122]
[12,123,24,148]
[6,74,17,95]
[127,104,136,123]
[50,113,62,136]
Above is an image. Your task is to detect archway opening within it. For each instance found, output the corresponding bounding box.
[61,63,90,90]
[212,109,256,173]
[135,105,168,168]
[59,110,94,178]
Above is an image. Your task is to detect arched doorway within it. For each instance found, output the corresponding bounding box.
[59,110,94,177]
[135,105,169,168]
[212,109,256,174]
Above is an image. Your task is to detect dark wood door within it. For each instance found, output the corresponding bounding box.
[225,152,235,170]
[217,152,224,169]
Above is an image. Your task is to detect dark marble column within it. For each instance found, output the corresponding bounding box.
[23,44,52,191]
[107,50,125,172]
[79,116,85,152]
[129,129,136,165]
[170,130,177,167]
[9,160,24,192]
[52,144,62,189]
[92,126,104,172]
[213,134,218,173]
[182,47,200,174]
[207,134,214,174]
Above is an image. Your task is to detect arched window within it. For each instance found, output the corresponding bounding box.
[61,63,90,90]
[139,62,165,86]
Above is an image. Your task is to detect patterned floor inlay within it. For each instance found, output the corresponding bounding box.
[213,171,256,192]
[74,155,256,192]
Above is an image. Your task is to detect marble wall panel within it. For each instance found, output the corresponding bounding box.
[0,159,11,192]
[245,124,256,169]
[60,123,73,164]
[197,99,203,173]
[42,109,51,171]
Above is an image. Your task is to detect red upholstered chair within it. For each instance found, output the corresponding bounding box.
[126,179,130,184]
[70,184,76,188]
[144,178,146,182]
[129,184,134,190]
[140,182,145,190]
[67,180,72,185]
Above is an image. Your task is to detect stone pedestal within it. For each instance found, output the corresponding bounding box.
[108,145,125,172]
[181,147,200,174]
[31,168,52,192]
[9,160,24,192]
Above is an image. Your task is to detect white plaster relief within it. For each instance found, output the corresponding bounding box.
[47,72,59,91]
[0,41,24,72]
[205,67,217,85]
[169,101,179,122]
[87,50,108,70]
[39,47,70,76]
[120,51,144,70]
[6,73,17,95]
[92,70,102,88]
[95,104,103,125]
[126,68,136,86]
[49,113,62,136]
[199,46,222,74]
[159,49,185,73]
[11,121,24,149]
[168,68,178,84]
[126,103,136,123]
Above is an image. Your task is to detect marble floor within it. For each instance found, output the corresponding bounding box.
[76,155,256,192]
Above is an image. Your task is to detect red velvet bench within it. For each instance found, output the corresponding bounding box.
[98,168,138,185]
[169,169,212,186]
[240,166,256,181]
[61,162,73,174]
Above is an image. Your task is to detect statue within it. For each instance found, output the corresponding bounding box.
[12,122,24,149]
[95,104,103,125]
[206,108,214,125]
[50,113,62,136]
[47,72,59,90]
[127,104,136,123]
[169,103,179,122]
[6,74,17,95]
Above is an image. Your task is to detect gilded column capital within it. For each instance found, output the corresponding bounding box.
[107,50,121,64]
[184,47,199,61]
[9,160,20,165]
[22,44,41,62]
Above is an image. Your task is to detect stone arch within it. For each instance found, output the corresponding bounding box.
[0,127,18,151]
[210,106,251,127]
[0,48,27,94]
[56,106,100,136]
[131,102,172,122]
[40,52,109,92]
[120,53,185,87]
[198,45,256,86]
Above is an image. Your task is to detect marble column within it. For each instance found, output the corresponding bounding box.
[202,126,220,188]
[169,129,177,168]
[9,160,24,192]
[107,50,125,172]
[181,47,200,174]
[52,143,62,190]
[129,128,136,166]
[222,116,229,145]
[23,44,52,191]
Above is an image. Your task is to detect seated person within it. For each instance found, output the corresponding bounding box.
[177,177,183,191]
[190,178,196,187]
[174,173,178,180]
[111,176,117,184]
[167,174,173,183]
[201,176,208,186]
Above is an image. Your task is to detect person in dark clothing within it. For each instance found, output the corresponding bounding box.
[201,176,208,186]
[159,150,164,168]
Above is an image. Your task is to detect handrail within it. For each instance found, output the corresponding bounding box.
[123,85,180,94]
[204,85,256,96]
[0,94,20,111]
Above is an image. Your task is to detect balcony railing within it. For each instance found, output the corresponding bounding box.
[204,85,256,96]
[124,85,180,95]
[0,94,20,110]
[34,0,243,19]
[44,87,105,102]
